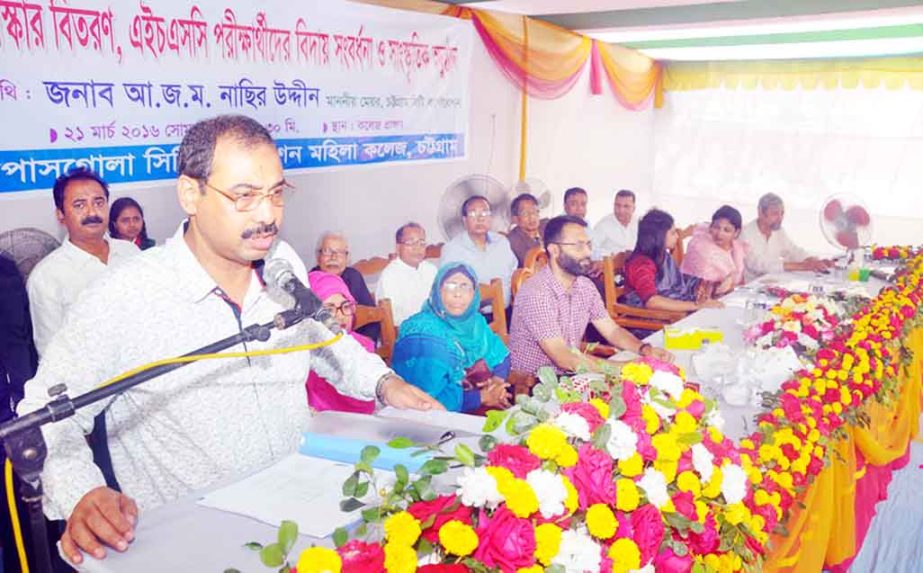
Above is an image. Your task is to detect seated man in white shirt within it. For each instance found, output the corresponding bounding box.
[592,189,638,259]
[375,222,438,326]
[27,167,140,356]
[15,114,441,566]
[740,192,833,282]
[440,195,518,314]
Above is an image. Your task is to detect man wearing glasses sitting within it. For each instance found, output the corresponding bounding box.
[312,230,378,340]
[440,195,518,320]
[375,222,438,326]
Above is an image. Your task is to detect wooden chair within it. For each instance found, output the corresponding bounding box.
[478,278,508,343]
[353,298,398,364]
[425,242,443,261]
[671,237,686,267]
[601,253,687,332]
[511,267,534,299]
[522,246,548,271]
[353,255,392,278]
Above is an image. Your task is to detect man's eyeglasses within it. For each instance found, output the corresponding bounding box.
[201,180,293,212]
[400,239,427,247]
[318,247,349,259]
[323,301,356,316]
[553,240,593,251]
[466,210,492,220]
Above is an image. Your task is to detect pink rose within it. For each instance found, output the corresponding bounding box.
[654,547,693,573]
[563,444,616,510]
[337,540,385,573]
[688,514,720,555]
[561,402,606,433]
[487,444,542,479]
[473,507,536,572]
[418,566,470,573]
[672,491,697,522]
[684,399,705,419]
[631,504,665,564]
[615,511,634,539]
[635,431,656,463]
[621,382,644,425]
[409,495,473,543]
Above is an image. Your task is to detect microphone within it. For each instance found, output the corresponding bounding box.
[264,258,342,334]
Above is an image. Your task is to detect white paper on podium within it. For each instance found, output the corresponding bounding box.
[196,454,365,538]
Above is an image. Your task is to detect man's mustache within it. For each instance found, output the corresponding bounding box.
[81,216,104,226]
[241,222,278,239]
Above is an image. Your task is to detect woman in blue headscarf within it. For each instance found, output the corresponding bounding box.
[392,262,511,413]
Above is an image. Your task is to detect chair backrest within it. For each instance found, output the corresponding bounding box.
[671,238,685,267]
[602,253,629,317]
[478,278,508,343]
[522,246,548,271]
[601,253,687,331]
[425,242,443,261]
[511,267,534,300]
[353,255,392,279]
[353,298,398,364]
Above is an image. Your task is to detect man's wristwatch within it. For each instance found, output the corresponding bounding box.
[638,343,653,356]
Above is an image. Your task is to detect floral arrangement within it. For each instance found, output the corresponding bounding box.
[870,245,916,261]
[743,293,843,357]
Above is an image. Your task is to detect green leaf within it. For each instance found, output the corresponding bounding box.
[478,434,498,453]
[678,432,703,446]
[592,423,611,451]
[259,543,285,568]
[537,366,559,388]
[243,541,263,552]
[419,458,449,475]
[333,527,349,548]
[277,520,298,554]
[395,464,410,485]
[533,383,550,401]
[413,476,436,501]
[455,443,476,467]
[362,506,381,522]
[482,410,507,433]
[609,395,627,419]
[340,498,364,512]
[689,520,705,534]
[360,445,381,465]
[342,472,360,497]
[355,461,373,474]
[355,481,370,498]
[387,436,416,449]
[418,537,434,556]
[692,562,706,573]
[546,565,566,573]
[355,522,368,537]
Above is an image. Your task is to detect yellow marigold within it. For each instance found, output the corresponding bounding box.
[703,468,723,499]
[641,405,661,435]
[676,471,702,497]
[673,411,697,434]
[383,543,417,573]
[526,424,568,460]
[618,453,644,477]
[677,388,699,409]
[517,567,544,573]
[747,468,763,485]
[296,547,342,573]
[501,478,539,518]
[695,500,708,523]
[590,398,610,419]
[652,433,681,462]
[740,438,755,450]
[621,362,653,384]
[560,475,579,515]
[586,504,617,539]
[750,514,767,535]
[486,465,515,489]
[608,538,642,573]
[534,523,563,566]
[384,511,421,547]
[724,502,750,526]
[555,443,579,468]
[615,478,641,512]
[708,427,724,444]
[654,459,678,484]
[439,520,479,557]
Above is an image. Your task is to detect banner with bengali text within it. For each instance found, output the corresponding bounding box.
[0,0,472,193]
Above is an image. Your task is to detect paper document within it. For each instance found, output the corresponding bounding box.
[197,454,365,538]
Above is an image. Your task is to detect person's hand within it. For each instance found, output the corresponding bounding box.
[696,299,724,310]
[475,375,503,389]
[380,375,445,411]
[480,379,511,409]
[586,260,604,279]
[61,486,137,565]
[716,274,735,296]
[649,347,674,363]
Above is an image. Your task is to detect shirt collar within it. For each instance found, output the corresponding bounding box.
[538,266,569,299]
[61,234,111,262]
[461,231,495,249]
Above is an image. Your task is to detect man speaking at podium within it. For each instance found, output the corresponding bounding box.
[15,115,442,566]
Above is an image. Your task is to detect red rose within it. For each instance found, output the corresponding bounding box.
[487,444,542,479]
[337,540,385,573]
[473,507,536,572]
[561,402,606,433]
[688,514,720,555]
[563,444,616,510]
[631,504,665,564]
[408,495,473,543]
[418,565,470,573]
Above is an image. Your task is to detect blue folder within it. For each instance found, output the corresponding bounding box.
[299,431,433,473]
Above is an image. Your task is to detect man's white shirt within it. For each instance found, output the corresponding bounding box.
[375,257,437,326]
[592,214,638,259]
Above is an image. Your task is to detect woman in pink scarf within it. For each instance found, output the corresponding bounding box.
[305,270,376,413]
[681,205,748,290]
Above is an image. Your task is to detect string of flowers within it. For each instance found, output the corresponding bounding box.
[743,293,843,358]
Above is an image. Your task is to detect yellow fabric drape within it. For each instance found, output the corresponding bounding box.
[665,57,923,92]
[593,40,664,108]
[764,327,923,572]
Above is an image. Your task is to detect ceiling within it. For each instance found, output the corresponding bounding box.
[443,0,923,60]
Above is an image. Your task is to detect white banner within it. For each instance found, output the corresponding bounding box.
[0,0,472,193]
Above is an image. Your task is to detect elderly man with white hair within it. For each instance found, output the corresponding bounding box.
[311,231,378,340]
[740,193,834,282]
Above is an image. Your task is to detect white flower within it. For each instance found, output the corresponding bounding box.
[649,370,684,400]
[554,412,592,442]
[605,420,638,460]
[632,564,655,573]
[705,408,725,432]
[721,463,748,504]
[641,392,676,419]
[552,528,601,573]
[638,468,670,509]
[526,469,568,519]
[691,443,715,483]
[456,466,502,509]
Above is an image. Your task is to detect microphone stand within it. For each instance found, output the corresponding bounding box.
[0,309,305,573]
